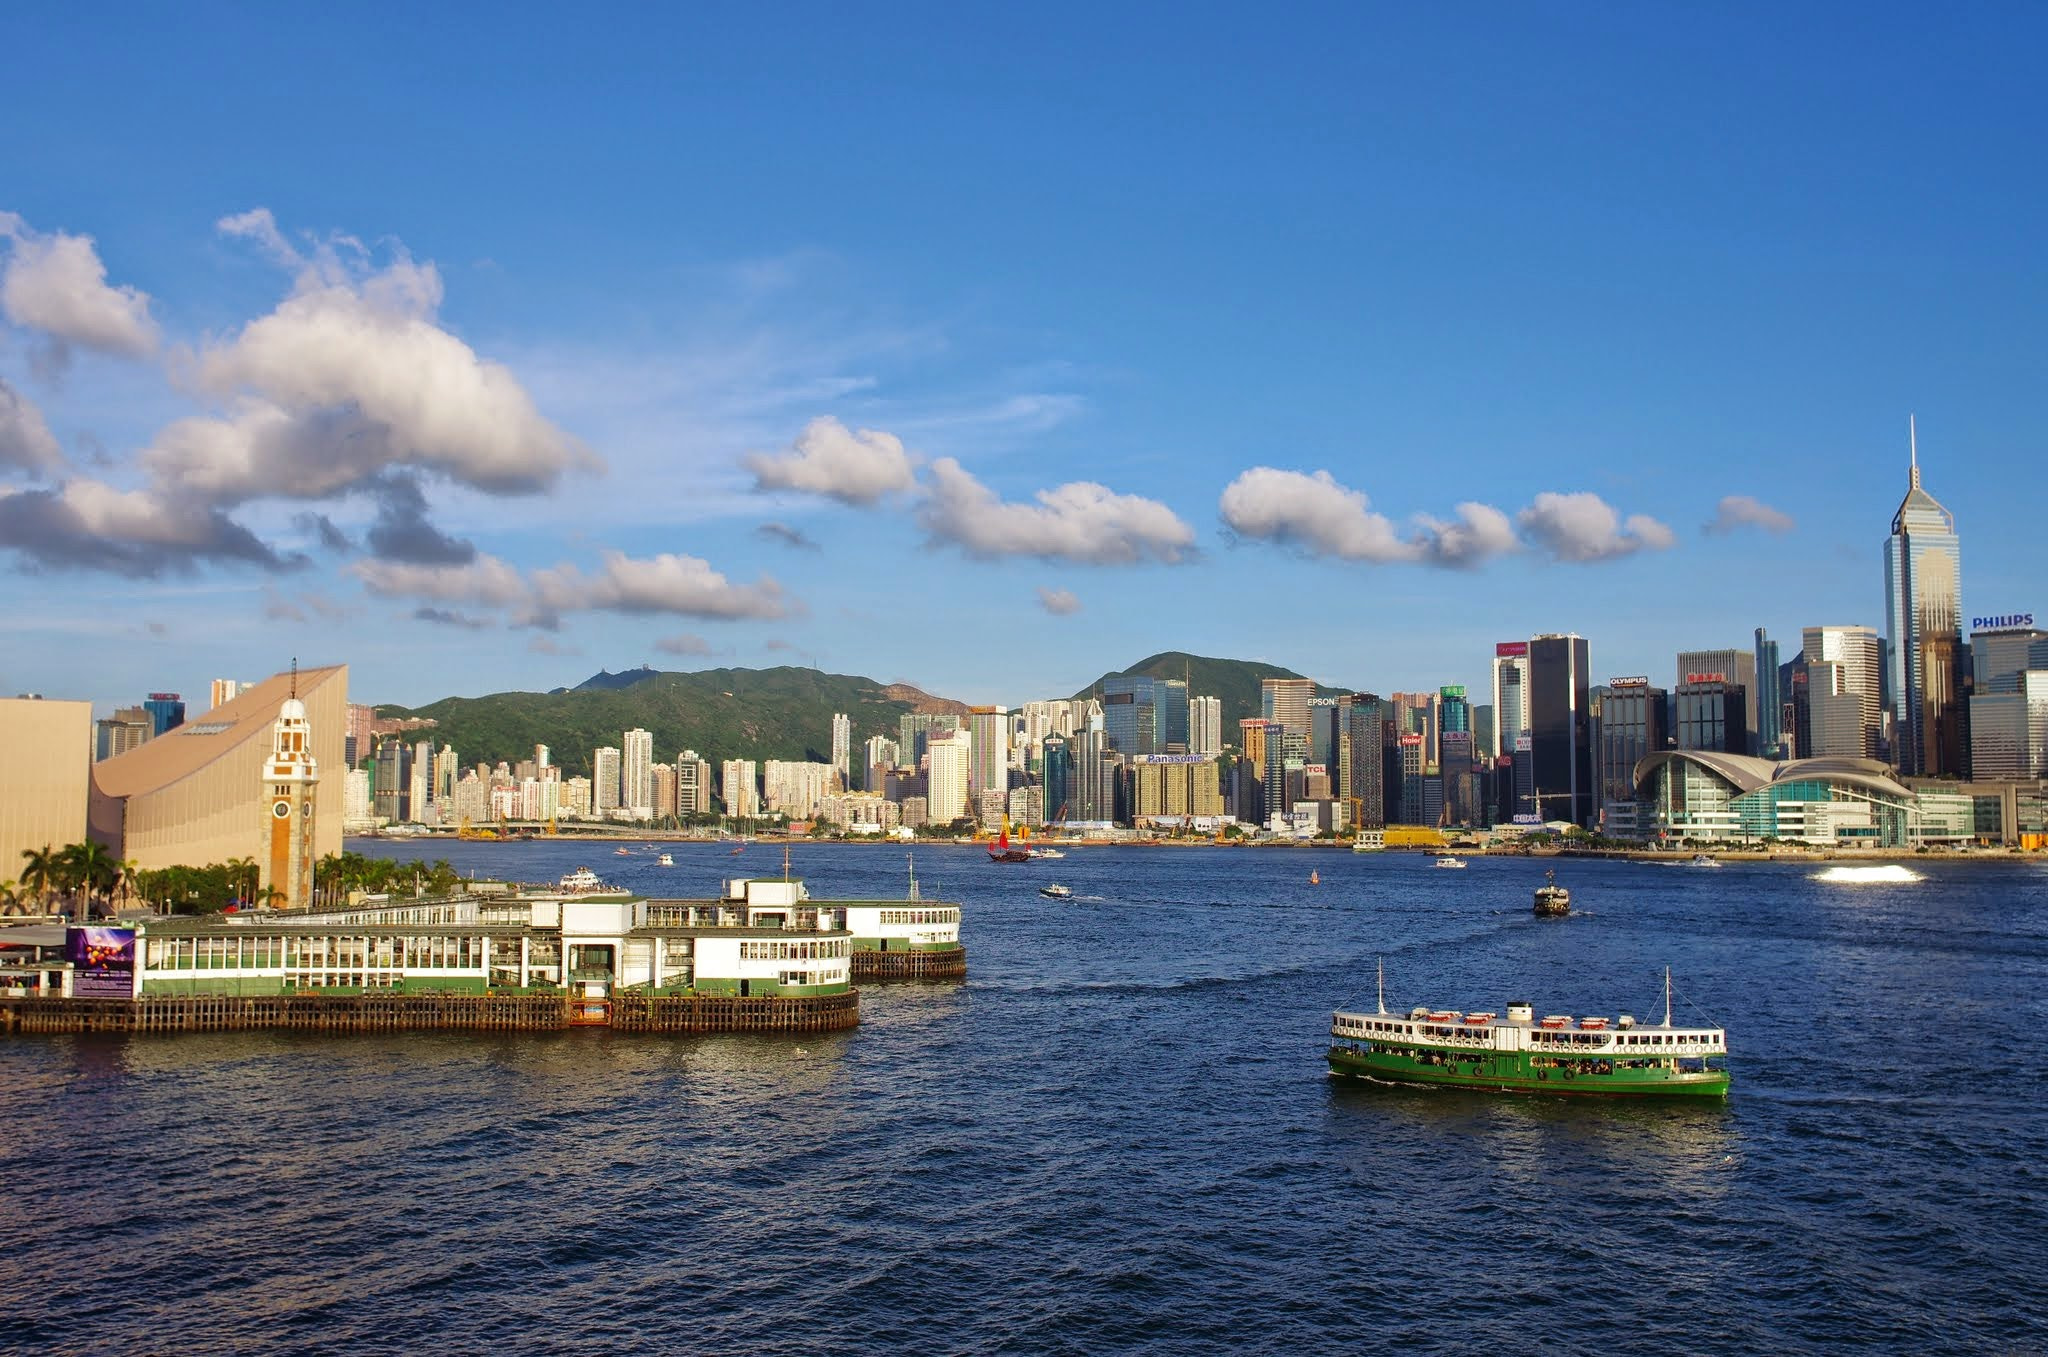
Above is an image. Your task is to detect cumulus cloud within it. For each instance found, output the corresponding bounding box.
[756,520,820,551]
[1704,494,1795,536]
[0,212,160,357]
[532,551,789,621]
[1219,467,1416,562]
[921,457,1195,565]
[0,479,300,577]
[1036,587,1083,616]
[142,213,596,506]
[1221,468,1670,568]
[0,377,63,473]
[1518,492,1675,562]
[744,416,917,504]
[354,549,790,627]
[1412,502,1519,568]
[654,632,716,656]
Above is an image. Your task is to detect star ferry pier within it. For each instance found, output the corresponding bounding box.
[0,872,964,1036]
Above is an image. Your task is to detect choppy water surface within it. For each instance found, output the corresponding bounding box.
[5,845,2045,1355]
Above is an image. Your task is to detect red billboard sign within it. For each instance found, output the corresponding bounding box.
[1685,672,1729,685]
[1495,642,1528,658]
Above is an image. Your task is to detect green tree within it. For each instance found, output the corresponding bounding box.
[59,840,123,922]
[18,844,61,915]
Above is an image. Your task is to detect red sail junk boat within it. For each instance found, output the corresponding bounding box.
[987,822,1032,863]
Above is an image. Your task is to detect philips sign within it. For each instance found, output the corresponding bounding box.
[1972,613,2035,633]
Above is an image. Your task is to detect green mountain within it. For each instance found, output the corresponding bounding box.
[377,666,965,778]
[1071,651,1347,732]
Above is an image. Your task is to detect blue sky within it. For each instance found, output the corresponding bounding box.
[2,5,2043,715]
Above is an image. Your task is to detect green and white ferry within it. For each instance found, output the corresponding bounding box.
[1329,967,1730,1098]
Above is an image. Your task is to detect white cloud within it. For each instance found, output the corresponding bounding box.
[142,213,597,505]
[0,212,159,357]
[1036,587,1083,615]
[1219,467,1417,562]
[532,551,790,621]
[921,457,1196,565]
[1704,494,1795,536]
[1412,501,1519,568]
[351,553,529,608]
[353,549,791,625]
[743,415,917,504]
[0,378,63,473]
[1517,492,1675,562]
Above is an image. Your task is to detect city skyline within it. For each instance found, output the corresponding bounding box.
[3,11,2045,713]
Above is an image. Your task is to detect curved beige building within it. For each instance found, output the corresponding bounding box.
[89,665,348,873]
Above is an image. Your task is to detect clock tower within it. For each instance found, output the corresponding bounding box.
[263,667,319,912]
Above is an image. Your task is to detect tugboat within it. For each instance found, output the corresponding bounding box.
[1330,964,1729,1097]
[987,821,1031,864]
[1533,869,1571,917]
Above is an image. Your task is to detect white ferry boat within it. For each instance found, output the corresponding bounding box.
[559,867,606,893]
[1434,855,1468,869]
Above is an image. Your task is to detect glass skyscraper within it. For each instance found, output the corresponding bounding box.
[1528,633,1592,827]
[1753,628,1783,759]
[1884,424,1964,776]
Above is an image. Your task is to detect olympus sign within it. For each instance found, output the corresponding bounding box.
[1972,613,2034,633]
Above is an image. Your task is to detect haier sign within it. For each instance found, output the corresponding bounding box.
[1972,613,2034,633]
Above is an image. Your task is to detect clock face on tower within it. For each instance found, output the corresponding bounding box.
[273,801,292,819]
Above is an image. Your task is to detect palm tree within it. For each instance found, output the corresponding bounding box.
[19,845,60,916]
[59,840,121,923]
[223,856,258,910]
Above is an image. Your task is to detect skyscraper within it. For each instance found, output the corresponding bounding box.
[1800,625,1883,759]
[1238,718,1270,824]
[1260,677,1315,738]
[1527,633,1592,827]
[720,759,759,819]
[594,746,622,814]
[1754,628,1784,758]
[623,728,654,816]
[1675,649,1758,755]
[830,712,851,785]
[1884,418,1965,776]
[1102,676,1160,755]
[1343,695,1386,830]
[1190,696,1223,757]
[1490,643,1530,759]
[926,729,971,824]
[1041,733,1073,823]
[209,678,247,711]
[1593,679,1667,813]
[142,692,186,737]
[966,706,1010,800]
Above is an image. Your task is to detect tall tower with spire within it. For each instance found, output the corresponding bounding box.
[263,662,320,911]
[1883,416,1965,777]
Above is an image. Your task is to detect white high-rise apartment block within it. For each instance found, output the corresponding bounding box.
[1191,695,1223,757]
[830,713,851,785]
[926,730,971,824]
[343,767,373,828]
[594,746,622,814]
[623,727,655,816]
[863,735,898,791]
[764,760,835,819]
[563,776,593,819]
[209,678,247,711]
[721,760,760,819]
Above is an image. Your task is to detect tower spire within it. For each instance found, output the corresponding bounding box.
[290,656,298,699]
[1909,414,1920,489]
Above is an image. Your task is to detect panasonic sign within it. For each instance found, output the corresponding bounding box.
[1972,613,2035,633]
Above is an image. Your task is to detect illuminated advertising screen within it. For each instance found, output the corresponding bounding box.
[1495,642,1529,658]
[66,927,138,999]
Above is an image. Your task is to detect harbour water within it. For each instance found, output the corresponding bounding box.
[4,845,2044,1354]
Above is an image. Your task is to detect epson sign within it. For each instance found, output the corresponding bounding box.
[1972,613,2034,633]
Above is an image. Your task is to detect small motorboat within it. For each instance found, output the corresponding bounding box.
[1309,869,1321,885]
[1039,883,1074,899]
[1029,847,1066,860]
[1533,869,1571,917]
[613,847,632,856]
[657,853,674,866]
[1434,855,1468,869]
[1688,853,1722,868]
